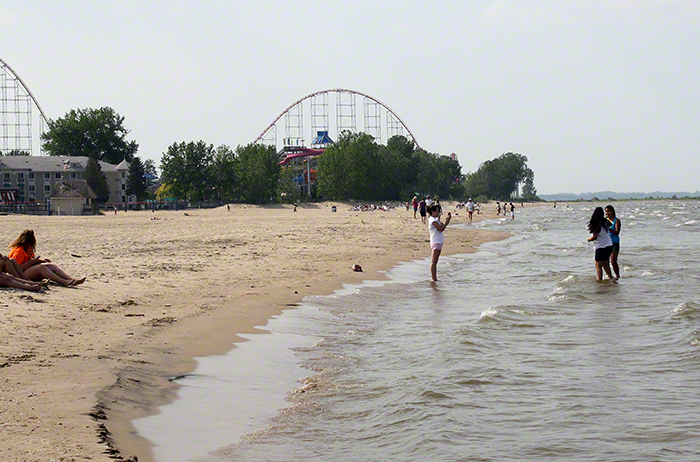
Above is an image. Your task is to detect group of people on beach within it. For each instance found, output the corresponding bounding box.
[496,201,516,219]
[587,205,622,281]
[0,229,85,292]
[425,201,623,283]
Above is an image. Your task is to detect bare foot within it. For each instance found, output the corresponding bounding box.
[74,277,86,285]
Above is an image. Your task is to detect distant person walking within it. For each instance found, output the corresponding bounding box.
[419,197,427,224]
[605,205,622,279]
[412,196,418,219]
[496,202,501,216]
[587,207,615,281]
[428,204,451,282]
[510,202,515,220]
[426,196,433,207]
[466,198,475,223]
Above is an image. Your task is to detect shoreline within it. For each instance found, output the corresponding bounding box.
[0,202,517,461]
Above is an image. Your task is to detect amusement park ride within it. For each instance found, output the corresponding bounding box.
[253,89,421,197]
[1,58,421,200]
[0,57,49,156]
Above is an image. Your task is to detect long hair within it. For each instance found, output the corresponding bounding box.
[605,205,616,220]
[588,207,609,233]
[8,229,36,252]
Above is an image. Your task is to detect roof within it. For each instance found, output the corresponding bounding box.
[48,180,97,199]
[311,131,334,145]
[0,156,121,172]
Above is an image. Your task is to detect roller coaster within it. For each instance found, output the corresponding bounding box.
[253,88,420,151]
[0,57,49,156]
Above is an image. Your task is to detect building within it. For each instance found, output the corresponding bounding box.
[0,156,129,206]
[48,180,98,215]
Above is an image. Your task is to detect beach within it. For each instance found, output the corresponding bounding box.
[0,202,511,462]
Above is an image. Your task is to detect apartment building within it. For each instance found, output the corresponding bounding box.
[0,156,130,205]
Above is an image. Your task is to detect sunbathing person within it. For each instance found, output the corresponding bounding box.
[0,271,44,291]
[8,229,86,287]
[1,252,30,279]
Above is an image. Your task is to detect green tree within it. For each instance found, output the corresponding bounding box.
[1,149,30,156]
[85,157,110,203]
[234,143,280,204]
[210,145,237,202]
[277,165,301,203]
[143,158,159,198]
[41,107,138,164]
[126,156,147,201]
[316,131,382,200]
[463,152,535,200]
[160,141,214,201]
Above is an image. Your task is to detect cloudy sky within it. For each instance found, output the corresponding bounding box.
[3,0,698,194]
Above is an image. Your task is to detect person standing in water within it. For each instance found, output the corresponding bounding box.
[587,207,615,281]
[428,204,451,282]
[605,205,622,279]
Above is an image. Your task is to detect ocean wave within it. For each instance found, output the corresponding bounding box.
[670,301,700,317]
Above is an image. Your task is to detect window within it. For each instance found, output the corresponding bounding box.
[3,173,9,181]
[121,196,126,203]
[29,185,35,192]
[29,172,35,180]
[55,172,62,179]
[44,173,50,180]
[71,173,77,179]
[121,172,126,178]
[44,185,51,193]
[121,184,126,190]
[17,173,24,181]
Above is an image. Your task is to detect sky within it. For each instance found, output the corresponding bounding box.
[2,0,699,194]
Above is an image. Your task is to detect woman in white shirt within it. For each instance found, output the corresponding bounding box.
[428,204,451,282]
[587,207,615,281]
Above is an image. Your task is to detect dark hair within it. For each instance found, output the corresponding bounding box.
[605,205,616,219]
[427,204,440,215]
[588,207,609,233]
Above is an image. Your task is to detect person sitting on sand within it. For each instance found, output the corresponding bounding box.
[0,253,44,291]
[8,229,86,287]
[0,271,44,292]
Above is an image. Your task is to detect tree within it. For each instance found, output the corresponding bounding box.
[210,145,237,202]
[277,165,301,203]
[521,171,539,201]
[463,152,535,200]
[85,157,110,203]
[1,149,30,156]
[234,143,280,204]
[316,132,461,201]
[126,156,147,201]
[41,107,138,164]
[316,131,383,200]
[143,158,159,198]
[160,141,215,201]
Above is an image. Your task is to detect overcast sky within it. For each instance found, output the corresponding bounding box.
[3,0,698,194]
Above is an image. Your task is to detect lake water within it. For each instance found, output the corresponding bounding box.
[133,201,700,462]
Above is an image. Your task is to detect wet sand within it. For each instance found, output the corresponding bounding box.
[0,202,518,461]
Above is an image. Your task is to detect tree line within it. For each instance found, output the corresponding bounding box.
[40,106,539,204]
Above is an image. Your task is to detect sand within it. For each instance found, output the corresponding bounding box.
[0,202,515,462]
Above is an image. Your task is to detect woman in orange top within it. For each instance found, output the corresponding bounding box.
[8,229,85,287]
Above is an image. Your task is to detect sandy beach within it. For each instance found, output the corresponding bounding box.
[1,202,515,462]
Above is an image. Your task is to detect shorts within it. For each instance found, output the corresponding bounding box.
[420,210,426,217]
[468,211,473,216]
[431,242,443,251]
[612,242,620,252]
[595,246,613,262]
[413,206,418,212]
